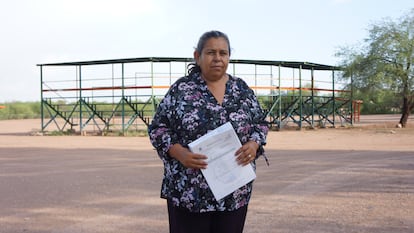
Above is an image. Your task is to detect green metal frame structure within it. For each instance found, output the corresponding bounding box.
[38,57,352,134]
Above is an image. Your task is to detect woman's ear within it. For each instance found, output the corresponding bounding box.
[193,50,200,65]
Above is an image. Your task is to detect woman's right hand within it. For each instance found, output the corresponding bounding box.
[168,144,208,169]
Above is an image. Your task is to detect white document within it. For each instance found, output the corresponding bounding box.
[188,122,256,200]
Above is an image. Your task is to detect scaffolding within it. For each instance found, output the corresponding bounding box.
[37,57,353,135]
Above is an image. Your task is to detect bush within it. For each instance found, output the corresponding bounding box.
[0,101,41,120]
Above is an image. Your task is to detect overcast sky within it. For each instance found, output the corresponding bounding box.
[0,0,412,102]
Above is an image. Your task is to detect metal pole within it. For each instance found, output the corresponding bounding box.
[122,63,125,135]
[169,62,172,86]
[79,65,83,134]
[278,65,281,128]
[151,61,154,97]
[311,68,315,127]
[299,65,302,129]
[332,69,335,127]
[40,65,44,132]
[270,65,272,90]
[292,69,295,96]
[151,61,155,118]
[254,64,257,95]
[112,64,115,107]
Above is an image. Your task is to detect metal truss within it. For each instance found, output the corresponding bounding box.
[38,57,353,134]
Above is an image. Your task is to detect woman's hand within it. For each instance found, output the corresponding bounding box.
[235,140,259,166]
[168,144,208,169]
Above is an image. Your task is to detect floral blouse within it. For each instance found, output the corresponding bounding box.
[148,72,268,213]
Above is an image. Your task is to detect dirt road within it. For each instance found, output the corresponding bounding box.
[0,117,413,233]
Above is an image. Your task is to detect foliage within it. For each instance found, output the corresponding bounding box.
[336,9,414,126]
[0,101,41,120]
[0,99,158,121]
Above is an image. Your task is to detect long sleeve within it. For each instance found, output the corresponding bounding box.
[148,87,179,160]
[246,88,269,151]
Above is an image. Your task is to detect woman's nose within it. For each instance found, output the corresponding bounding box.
[212,52,221,61]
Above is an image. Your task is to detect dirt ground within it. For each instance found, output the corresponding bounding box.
[0,115,413,233]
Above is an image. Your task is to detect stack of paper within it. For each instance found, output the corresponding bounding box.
[188,122,256,200]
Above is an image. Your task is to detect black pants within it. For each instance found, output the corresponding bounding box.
[167,200,248,233]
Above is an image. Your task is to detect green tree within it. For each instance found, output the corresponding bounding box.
[336,9,414,127]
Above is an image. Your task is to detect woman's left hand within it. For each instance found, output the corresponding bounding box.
[235,140,259,166]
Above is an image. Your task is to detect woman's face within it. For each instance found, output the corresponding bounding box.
[194,37,230,82]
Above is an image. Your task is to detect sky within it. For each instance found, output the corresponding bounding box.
[0,0,413,102]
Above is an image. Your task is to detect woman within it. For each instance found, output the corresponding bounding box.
[148,30,268,233]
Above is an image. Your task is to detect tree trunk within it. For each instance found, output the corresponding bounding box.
[399,96,413,127]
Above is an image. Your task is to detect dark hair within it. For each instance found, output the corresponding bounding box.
[187,30,231,76]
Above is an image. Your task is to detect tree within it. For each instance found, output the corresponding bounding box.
[336,9,414,127]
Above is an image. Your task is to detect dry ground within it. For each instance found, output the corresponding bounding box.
[0,115,413,233]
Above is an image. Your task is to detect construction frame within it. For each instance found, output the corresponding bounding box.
[37,57,355,135]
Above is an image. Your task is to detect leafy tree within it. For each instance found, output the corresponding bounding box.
[336,9,414,127]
